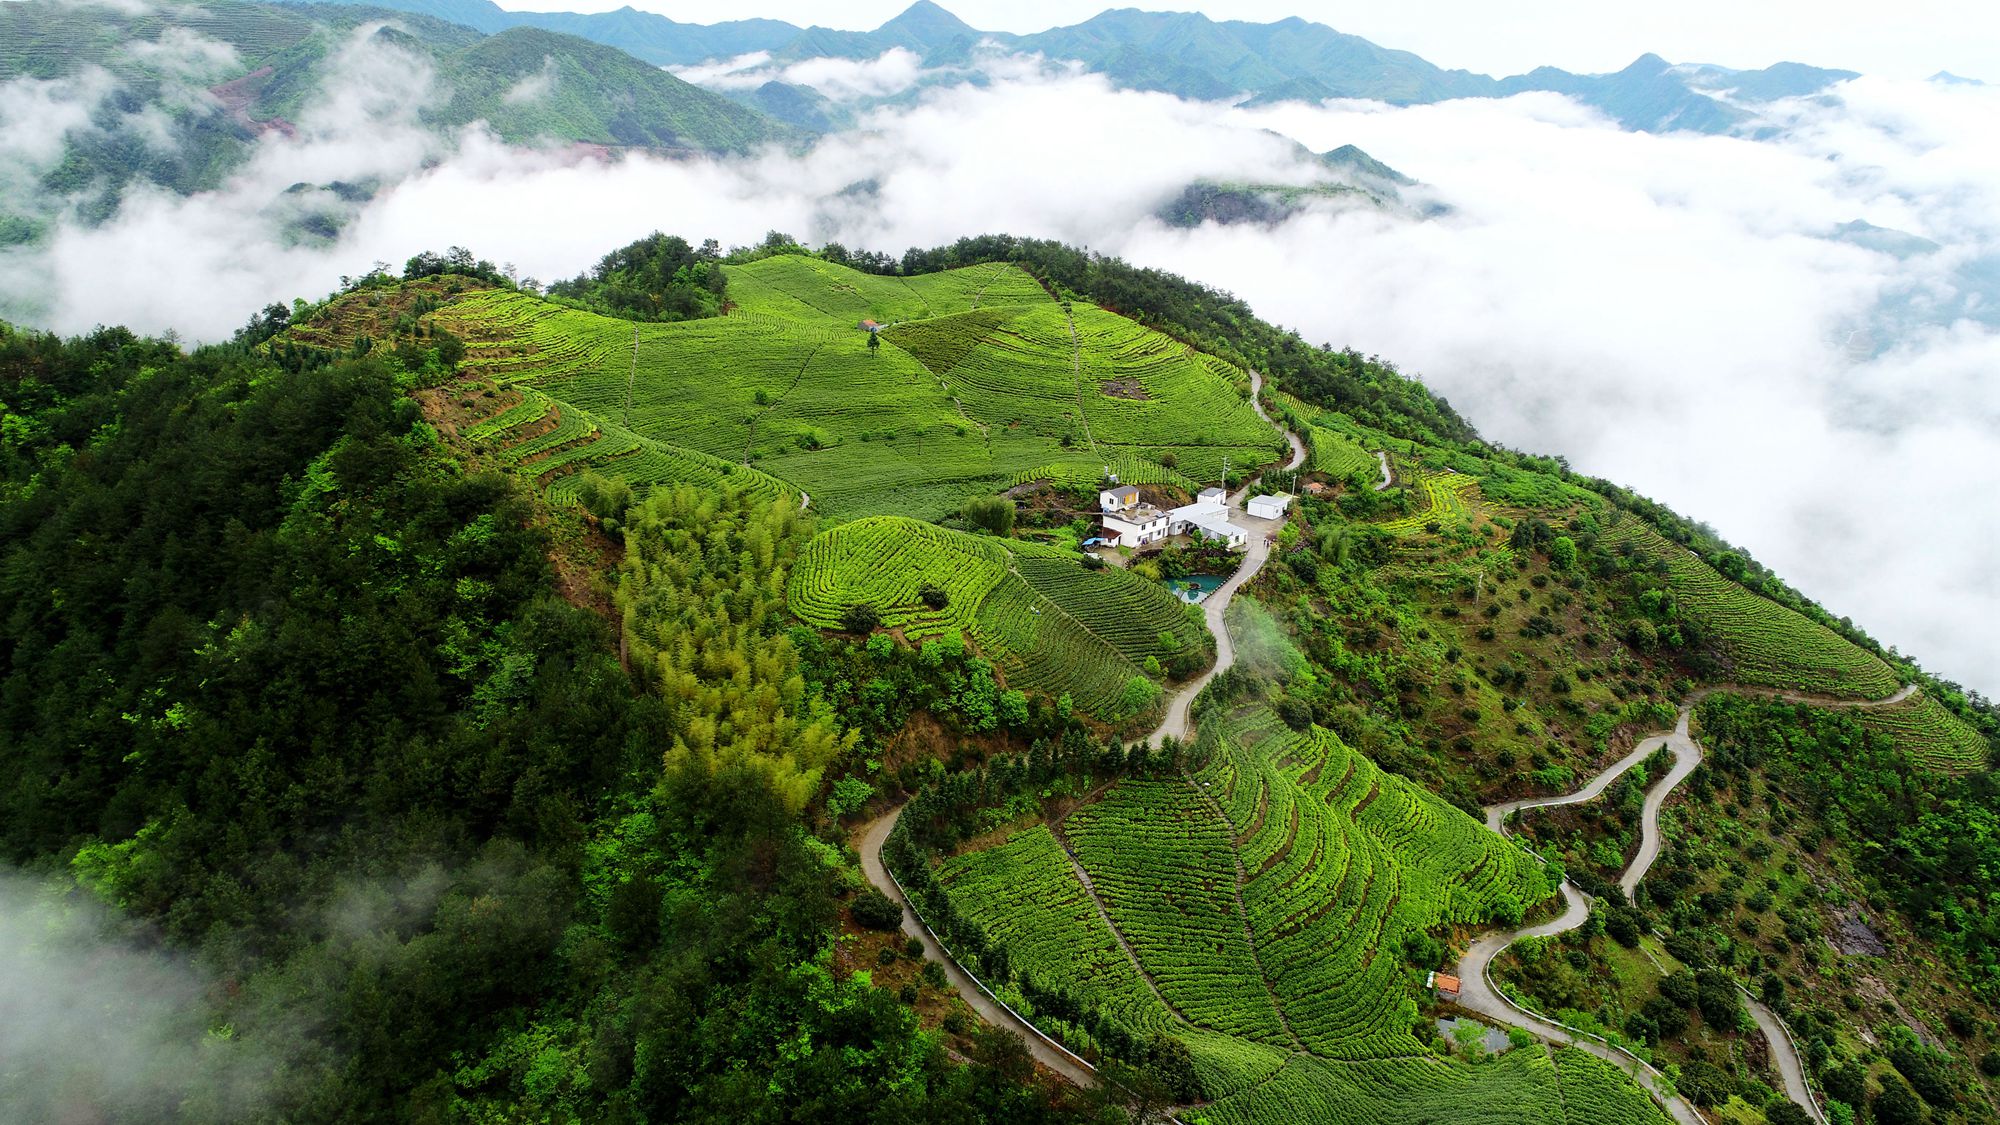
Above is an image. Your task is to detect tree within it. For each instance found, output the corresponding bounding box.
[1451,1020,1486,1060]
[1550,535,1578,570]
[962,495,1015,537]
[1872,1079,1925,1125]
[1765,1102,1813,1125]
[851,887,903,931]
[842,603,882,634]
[867,330,880,351]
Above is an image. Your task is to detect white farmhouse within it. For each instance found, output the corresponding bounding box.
[1102,502,1171,548]
[1167,496,1251,550]
[1247,492,1292,520]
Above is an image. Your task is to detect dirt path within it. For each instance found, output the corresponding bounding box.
[1062,308,1098,453]
[856,805,1099,1087]
[1463,684,1914,1123]
[1372,449,1393,492]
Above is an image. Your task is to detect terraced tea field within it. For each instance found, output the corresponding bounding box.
[1308,424,1376,478]
[1375,471,1479,534]
[1605,521,1899,698]
[1856,693,1992,773]
[930,709,1668,1122]
[788,517,1200,718]
[297,257,1284,516]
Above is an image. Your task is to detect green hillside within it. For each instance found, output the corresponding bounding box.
[1602,519,1900,699]
[903,709,1677,1122]
[12,232,1995,1125]
[299,255,1282,519]
[789,517,1206,719]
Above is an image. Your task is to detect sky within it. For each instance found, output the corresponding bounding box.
[489,0,2000,82]
[1,20,1996,692]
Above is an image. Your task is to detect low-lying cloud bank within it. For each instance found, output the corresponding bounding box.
[0,871,271,1119]
[1,30,1994,690]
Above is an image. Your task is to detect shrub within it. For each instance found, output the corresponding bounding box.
[963,495,1016,536]
[919,582,950,610]
[843,602,882,634]
[852,887,904,931]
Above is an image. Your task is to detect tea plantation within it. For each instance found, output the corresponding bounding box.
[373,256,1283,518]
[788,517,1205,719]
[1603,520,1899,698]
[933,708,1668,1123]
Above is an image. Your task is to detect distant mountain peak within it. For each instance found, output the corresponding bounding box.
[878,1,975,37]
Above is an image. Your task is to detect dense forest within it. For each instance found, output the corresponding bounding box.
[0,315,1128,1122]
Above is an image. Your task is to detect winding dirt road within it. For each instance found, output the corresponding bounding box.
[1457,708,1709,1125]
[856,805,1100,1087]
[1373,449,1393,492]
[852,370,1307,1081]
[1461,685,1919,1124]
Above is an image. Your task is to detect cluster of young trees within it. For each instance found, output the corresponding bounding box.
[548,232,728,321]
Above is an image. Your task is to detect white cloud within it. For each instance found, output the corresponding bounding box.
[124,26,242,85]
[2,50,1994,689]
[0,67,116,173]
[671,46,952,102]
[503,54,560,105]
[668,50,775,90]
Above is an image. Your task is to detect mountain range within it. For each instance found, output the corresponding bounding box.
[293,0,1864,134]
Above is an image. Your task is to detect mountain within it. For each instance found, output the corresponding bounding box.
[0,0,794,245]
[1154,142,1425,228]
[5,232,1991,1125]
[270,0,1862,137]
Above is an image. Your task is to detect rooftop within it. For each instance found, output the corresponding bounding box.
[1106,503,1167,524]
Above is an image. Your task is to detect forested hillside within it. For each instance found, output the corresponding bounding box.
[2,230,1994,1125]
[0,0,790,245]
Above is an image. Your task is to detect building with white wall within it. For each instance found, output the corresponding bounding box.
[1247,492,1292,520]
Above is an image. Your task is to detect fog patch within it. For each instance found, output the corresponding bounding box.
[125,25,242,87]
[673,46,954,102]
[0,870,272,1121]
[503,54,560,105]
[0,68,117,174]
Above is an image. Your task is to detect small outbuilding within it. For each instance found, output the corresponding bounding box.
[1433,973,1462,1003]
[1099,484,1142,513]
[1247,492,1293,520]
[858,319,883,333]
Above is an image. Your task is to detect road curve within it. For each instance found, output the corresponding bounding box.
[1747,994,1827,1123]
[856,805,1099,1087]
[1621,709,1703,899]
[1457,712,1709,1125]
[1373,450,1393,492]
[1147,370,1304,747]
[1464,686,1913,1122]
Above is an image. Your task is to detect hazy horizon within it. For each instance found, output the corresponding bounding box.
[484,0,2000,83]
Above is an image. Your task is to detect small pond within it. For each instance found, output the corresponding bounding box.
[1171,575,1226,604]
